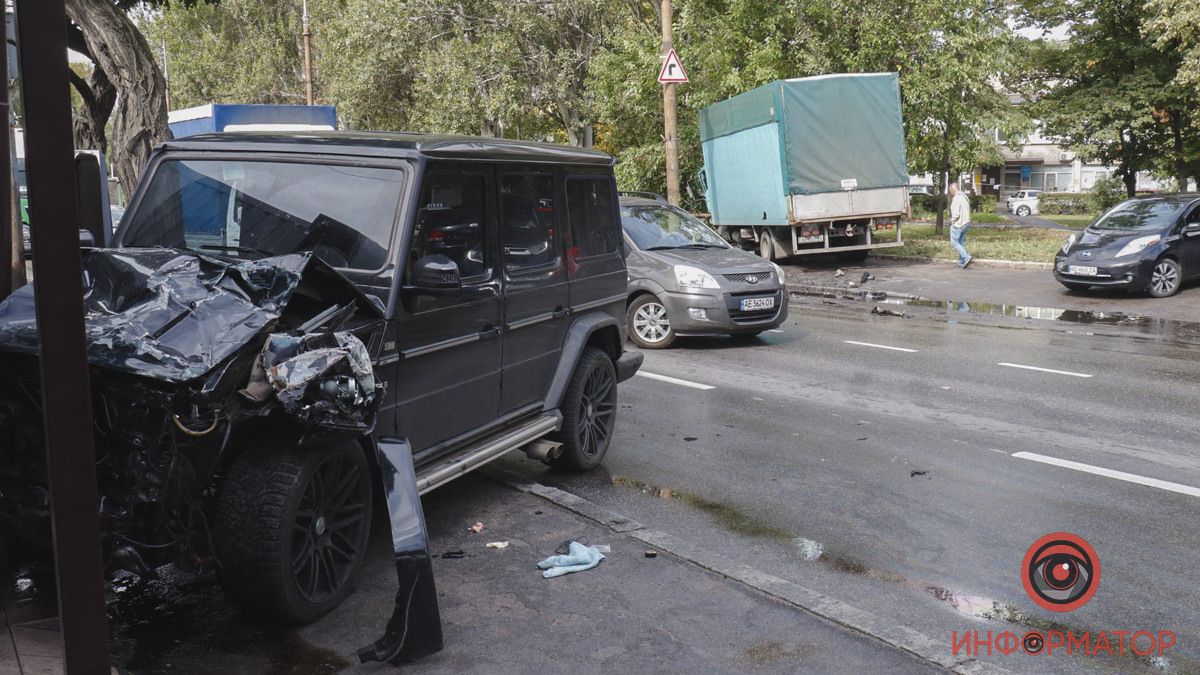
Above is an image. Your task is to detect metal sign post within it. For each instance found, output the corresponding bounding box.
[14,0,112,671]
[659,0,682,206]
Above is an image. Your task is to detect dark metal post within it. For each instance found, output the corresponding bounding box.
[14,0,111,672]
[0,6,11,301]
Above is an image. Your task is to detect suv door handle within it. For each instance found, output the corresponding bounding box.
[479,325,501,340]
[552,306,569,318]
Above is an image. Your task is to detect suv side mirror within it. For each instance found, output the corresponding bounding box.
[409,254,461,294]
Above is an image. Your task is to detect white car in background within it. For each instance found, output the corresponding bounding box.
[1006,189,1041,216]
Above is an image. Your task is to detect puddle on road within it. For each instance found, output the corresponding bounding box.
[611,477,899,583]
[791,289,1200,344]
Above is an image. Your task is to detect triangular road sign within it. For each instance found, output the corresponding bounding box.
[657,48,688,84]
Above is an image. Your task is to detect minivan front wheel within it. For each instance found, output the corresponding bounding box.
[550,347,616,472]
[628,295,676,349]
[214,440,372,625]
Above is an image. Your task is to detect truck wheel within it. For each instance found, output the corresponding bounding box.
[627,295,676,349]
[213,440,373,626]
[758,232,776,261]
[550,347,616,472]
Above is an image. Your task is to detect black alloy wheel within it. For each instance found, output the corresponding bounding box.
[550,347,616,471]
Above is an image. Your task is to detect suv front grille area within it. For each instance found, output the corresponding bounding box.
[726,290,783,324]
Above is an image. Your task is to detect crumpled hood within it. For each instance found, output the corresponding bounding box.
[0,248,382,383]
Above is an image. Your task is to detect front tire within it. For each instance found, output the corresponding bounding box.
[1148,257,1182,298]
[213,440,373,626]
[550,347,616,472]
[628,295,676,349]
[1016,206,1031,217]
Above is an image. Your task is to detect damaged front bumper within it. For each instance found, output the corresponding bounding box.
[0,248,443,664]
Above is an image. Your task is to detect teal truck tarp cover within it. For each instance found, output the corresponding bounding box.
[699,73,908,196]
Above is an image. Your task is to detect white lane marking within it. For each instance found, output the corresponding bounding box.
[844,340,918,353]
[1013,452,1200,498]
[988,448,1009,455]
[635,371,715,391]
[997,362,1093,378]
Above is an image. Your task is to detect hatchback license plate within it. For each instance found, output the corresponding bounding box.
[740,297,775,311]
[1068,265,1098,276]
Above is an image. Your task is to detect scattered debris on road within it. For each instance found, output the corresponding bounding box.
[467,522,485,534]
[910,470,929,478]
[485,541,510,549]
[645,550,659,559]
[871,306,911,318]
[834,268,846,278]
[441,550,466,559]
[860,272,875,284]
[537,541,605,578]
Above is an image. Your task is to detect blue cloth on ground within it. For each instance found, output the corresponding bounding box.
[536,541,605,579]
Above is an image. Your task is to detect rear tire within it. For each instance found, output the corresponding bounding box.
[1148,257,1182,298]
[550,347,616,472]
[213,440,373,626]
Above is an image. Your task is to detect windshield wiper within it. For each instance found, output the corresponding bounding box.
[676,243,725,249]
[199,244,273,258]
[645,245,683,250]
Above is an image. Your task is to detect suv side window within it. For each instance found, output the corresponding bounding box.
[408,173,490,284]
[566,177,619,258]
[500,174,558,272]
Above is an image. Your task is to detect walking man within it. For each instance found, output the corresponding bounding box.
[948,183,973,268]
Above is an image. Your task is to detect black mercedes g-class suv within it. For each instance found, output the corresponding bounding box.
[0,132,642,636]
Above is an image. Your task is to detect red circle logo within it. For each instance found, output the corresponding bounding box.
[1022,532,1100,612]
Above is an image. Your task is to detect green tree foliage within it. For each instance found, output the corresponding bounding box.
[1089,174,1126,213]
[1018,0,1199,195]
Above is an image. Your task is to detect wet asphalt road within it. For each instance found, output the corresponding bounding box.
[497,294,1200,673]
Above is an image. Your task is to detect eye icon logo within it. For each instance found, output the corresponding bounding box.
[1022,533,1100,612]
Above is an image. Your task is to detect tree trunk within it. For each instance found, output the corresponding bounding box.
[68,66,115,156]
[933,160,951,237]
[1171,114,1189,192]
[64,0,171,201]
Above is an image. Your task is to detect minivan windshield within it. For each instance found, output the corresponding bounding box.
[621,203,728,250]
[121,159,407,270]
[1090,199,1186,233]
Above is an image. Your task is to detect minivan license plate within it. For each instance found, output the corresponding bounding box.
[740,297,775,311]
[1068,265,1098,276]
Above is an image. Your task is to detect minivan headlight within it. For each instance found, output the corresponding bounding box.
[674,264,720,289]
[1115,234,1161,258]
[1061,233,1076,254]
[771,262,785,285]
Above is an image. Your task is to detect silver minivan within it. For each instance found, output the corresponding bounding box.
[620,194,788,349]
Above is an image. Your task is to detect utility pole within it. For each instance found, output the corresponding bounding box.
[660,0,680,206]
[302,0,314,106]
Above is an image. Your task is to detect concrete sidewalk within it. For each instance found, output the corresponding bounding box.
[3,473,938,674]
[785,256,1200,324]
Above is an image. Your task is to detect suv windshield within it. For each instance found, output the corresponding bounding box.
[621,203,727,250]
[121,159,406,270]
[1091,199,1185,232]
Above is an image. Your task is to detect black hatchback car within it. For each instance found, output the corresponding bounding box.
[1054,194,1200,297]
[0,132,642,655]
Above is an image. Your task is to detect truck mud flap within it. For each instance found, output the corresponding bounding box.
[358,438,444,665]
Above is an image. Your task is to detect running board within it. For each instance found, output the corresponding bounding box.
[415,414,559,495]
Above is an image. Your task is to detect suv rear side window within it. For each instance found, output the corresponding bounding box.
[566,177,618,258]
[501,174,558,272]
[408,174,489,282]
